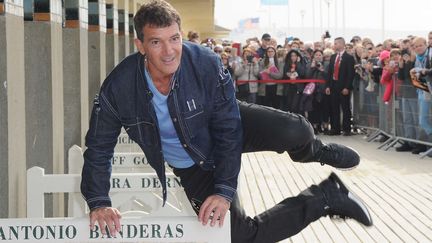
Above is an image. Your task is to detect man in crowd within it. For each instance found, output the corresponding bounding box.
[326,37,355,136]
[256,33,272,58]
[81,1,372,242]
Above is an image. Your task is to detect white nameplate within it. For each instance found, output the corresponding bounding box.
[0,215,230,242]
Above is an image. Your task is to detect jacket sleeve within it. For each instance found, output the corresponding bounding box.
[326,56,335,88]
[269,62,284,80]
[345,55,356,89]
[208,61,243,202]
[81,89,122,210]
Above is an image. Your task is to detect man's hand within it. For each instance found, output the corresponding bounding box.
[89,207,122,236]
[198,195,230,227]
[325,87,331,95]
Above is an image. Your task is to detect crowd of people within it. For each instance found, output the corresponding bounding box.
[188,30,432,155]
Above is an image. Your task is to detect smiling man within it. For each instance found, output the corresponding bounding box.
[81,1,372,242]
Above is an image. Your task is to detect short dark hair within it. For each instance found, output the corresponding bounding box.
[334,37,345,44]
[133,0,181,41]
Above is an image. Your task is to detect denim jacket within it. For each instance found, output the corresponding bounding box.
[81,42,243,210]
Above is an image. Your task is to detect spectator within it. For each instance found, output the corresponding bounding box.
[187,30,200,44]
[345,43,354,56]
[326,37,355,136]
[306,49,330,134]
[213,44,223,54]
[234,48,259,103]
[256,33,272,58]
[410,37,431,153]
[396,40,419,152]
[380,49,401,104]
[282,49,306,113]
[220,52,234,77]
[258,46,283,108]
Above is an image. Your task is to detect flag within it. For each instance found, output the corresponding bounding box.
[238,17,260,30]
[260,0,288,5]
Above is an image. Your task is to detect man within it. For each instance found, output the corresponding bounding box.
[409,37,432,153]
[326,37,355,136]
[81,1,372,242]
[256,33,272,58]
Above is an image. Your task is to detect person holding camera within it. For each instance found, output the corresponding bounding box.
[306,49,330,134]
[282,49,306,113]
[408,37,432,153]
[395,39,420,152]
[234,47,259,103]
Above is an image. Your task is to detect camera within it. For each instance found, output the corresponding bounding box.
[246,55,254,63]
[324,31,331,39]
[316,62,323,68]
[401,49,410,56]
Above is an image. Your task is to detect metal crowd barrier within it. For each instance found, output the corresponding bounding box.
[352,75,432,158]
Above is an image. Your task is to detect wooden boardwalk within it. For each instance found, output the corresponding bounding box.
[238,135,432,243]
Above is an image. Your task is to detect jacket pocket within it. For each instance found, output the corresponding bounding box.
[122,117,158,147]
[182,106,206,139]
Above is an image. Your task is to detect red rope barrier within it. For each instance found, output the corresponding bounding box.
[236,79,326,85]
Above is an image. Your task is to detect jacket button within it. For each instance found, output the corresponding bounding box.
[173,117,177,122]
[199,161,204,165]
[183,144,187,148]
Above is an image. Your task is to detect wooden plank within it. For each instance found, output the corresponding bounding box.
[371,176,432,241]
[348,178,403,243]
[271,153,306,243]
[384,176,432,219]
[301,162,366,243]
[241,153,264,215]
[352,177,417,242]
[238,166,255,217]
[364,180,430,242]
[248,153,277,210]
[277,155,321,243]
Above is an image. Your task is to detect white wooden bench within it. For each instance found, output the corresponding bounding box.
[27,166,195,218]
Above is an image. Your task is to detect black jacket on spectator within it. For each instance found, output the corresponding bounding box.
[398,61,417,98]
[327,52,355,90]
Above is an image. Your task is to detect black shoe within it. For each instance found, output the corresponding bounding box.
[327,130,341,136]
[395,143,413,152]
[343,131,352,136]
[315,143,360,170]
[412,145,427,154]
[319,172,373,226]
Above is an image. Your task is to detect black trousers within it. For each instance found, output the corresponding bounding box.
[173,101,327,243]
[330,86,352,133]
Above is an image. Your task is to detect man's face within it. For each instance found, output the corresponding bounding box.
[413,41,427,55]
[135,23,182,79]
[333,39,344,52]
[261,38,271,48]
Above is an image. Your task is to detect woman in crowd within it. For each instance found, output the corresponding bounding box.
[306,49,329,134]
[258,46,283,108]
[282,49,306,113]
[220,52,234,77]
[234,48,259,104]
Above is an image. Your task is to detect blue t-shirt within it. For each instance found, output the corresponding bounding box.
[144,68,195,169]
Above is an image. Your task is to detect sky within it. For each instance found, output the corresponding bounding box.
[214,0,432,43]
